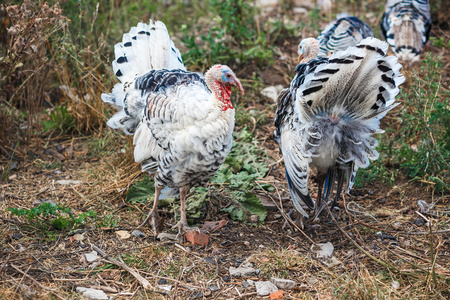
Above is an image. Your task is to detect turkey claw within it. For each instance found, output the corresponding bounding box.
[138,211,160,236]
[172,220,190,237]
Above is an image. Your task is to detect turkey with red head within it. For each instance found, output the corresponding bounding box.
[102,20,244,235]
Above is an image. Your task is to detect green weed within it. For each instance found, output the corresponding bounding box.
[9,202,97,231]
[41,105,75,134]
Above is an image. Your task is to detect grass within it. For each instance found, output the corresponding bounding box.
[0,0,449,299]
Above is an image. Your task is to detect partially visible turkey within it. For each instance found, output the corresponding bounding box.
[315,16,374,58]
[275,37,404,221]
[381,0,431,62]
[102,20,244,235]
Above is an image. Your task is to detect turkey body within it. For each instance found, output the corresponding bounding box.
[317,16,373,57]
[381,0,431,62]
[102,21,243,234]
[275,37,404,219]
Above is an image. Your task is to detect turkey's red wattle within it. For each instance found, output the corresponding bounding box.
[214,81,233,111]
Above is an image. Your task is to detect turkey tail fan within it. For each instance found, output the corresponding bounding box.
[101,20,185,135]
[380,0,431,62]
[297,37,404,189]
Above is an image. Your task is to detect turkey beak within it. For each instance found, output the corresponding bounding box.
[298,54,304,63]
[232,78,244,95]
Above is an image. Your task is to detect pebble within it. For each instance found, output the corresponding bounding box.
[56,180,82,185]
[84,251,98,263]
[158,278,167,285]
[270,277,296,289]
[310,242,334,258]
[250,215,259,223]
[209,284,219,292]
[230,265,260,277]
[204,257,215,265]
[414,218,426,226]
[157,232,178,242]
[12,233,23,240]
[255,281,278,296]
[191,291,203,299]
[115,230,131,240]
[131,230,145,238]
[75,287,108,300]
[158,285,172,292]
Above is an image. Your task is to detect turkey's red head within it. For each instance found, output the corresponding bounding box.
[205,65,244,111]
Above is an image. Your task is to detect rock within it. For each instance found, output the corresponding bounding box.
[229,266,260,277]
[392,281,400,289]
[9,161,18,171]
[12,233,23,240]
[56,180,82,185]
[293,7,308,15]
[131,230,145,238]
[84,251,98,263]
[202,219,227,232]
[209,284,219,292]
[307,277,318,285]
[185,230,209,246]
[158,278,167,285]
[8,174,17,180]
[158,285,172,291]
[270,277,296,289]
[115,230,131,240]
[76,287,108,300]
[270,290,285,300]
[311,242,334,258]
[72,233,85,242]
[250,215,259,223]
[191,291,203,299]
[204,257,215,264]
[255,281,278,296]
[157,232,178,242]
[261,85,285,102]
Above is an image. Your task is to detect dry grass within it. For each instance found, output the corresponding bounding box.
[0,0,449,299]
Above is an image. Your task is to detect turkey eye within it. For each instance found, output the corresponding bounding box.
[226,74,231,78]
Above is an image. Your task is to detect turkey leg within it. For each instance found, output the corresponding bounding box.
[138,182,162,235]
[172,185,190,235]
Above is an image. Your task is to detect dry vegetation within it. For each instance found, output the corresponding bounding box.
[0,0,449,299]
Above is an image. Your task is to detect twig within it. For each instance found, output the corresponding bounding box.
[324,205,400,273]
[256,182,315,245]
[354,219,450,235]
[91,244,152,290]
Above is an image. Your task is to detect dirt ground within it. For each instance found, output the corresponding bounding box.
[1,4,450,300]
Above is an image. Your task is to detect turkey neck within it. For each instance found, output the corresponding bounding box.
[205,71,233,111]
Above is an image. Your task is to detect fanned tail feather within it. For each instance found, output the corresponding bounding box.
[101,20,185,135]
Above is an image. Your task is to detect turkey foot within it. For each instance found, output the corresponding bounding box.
[172,219,190,237]
[137,183,163,235]
[138,209,160,235]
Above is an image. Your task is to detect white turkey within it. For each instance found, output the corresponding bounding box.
[275,37,404,220]
[315,16,373,58]
[101,20,244,235]
[381,0,432,62]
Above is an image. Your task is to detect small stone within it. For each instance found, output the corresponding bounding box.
[115,230,131,240]
[230,266,259,277]
[307,277,318,285]
[204,257,215,264]
[56,180,82,185]
[247,279,254,286]
[9,161,18,171]
[158,278,167,285]
[157,232,178,242]
[270,290,285,300]
[392,281,400,289]
[209,284,219,292]
[131,230,145,238]
[311,242,334,258]
[240,261,253,268]
[274,214,282,219]
[243,241,250,246]
[414,218,426,226]
[242,281,251,288]
[191,291,203,299]
[76,287,108,300]
[223,276,230,282]
[8,174,17,180]
[12,233,23,240]
[84,251,98,263]
[185,230,209,246]
[158,285,172,292]
[255,281,278,296]
[211,248,221,255]
[258,245,265,248]
[380,198,386,204]
[72,233,85,242]
[293,7,308,15]
[270,277,296,289]
[250,215,259,223]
